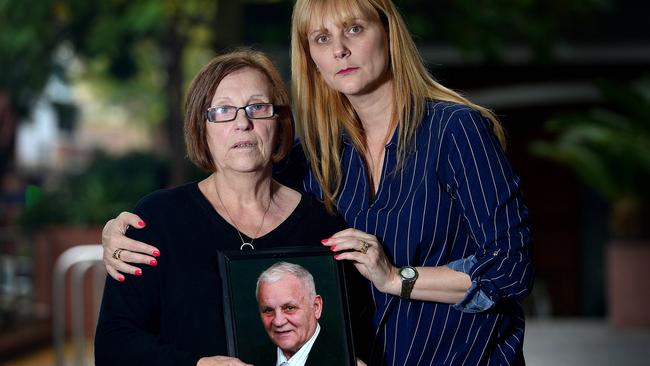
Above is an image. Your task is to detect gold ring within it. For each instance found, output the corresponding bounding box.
[359,240,370,254]
[112,248,124,260]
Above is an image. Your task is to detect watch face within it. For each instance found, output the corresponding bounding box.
[400,267,416,280]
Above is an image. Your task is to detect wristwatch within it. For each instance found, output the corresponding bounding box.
[398,266,418,299]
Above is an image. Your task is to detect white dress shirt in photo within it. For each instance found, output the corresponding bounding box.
[276,323,321,366]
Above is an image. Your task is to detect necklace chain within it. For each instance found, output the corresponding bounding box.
[214,181,272,250]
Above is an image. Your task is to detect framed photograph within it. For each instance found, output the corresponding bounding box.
[218,246,356,366]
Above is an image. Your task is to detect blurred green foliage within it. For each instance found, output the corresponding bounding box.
[1,0,219,184]
[396,0,610,62]
[19,151,169,228]
[65,0,218,126]
[0,0,62,117]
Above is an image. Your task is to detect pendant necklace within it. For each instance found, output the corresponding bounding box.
[215,183,272,251]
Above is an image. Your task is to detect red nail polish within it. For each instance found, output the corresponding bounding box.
[330,245,336,251]
[321,239,329,244]
[334,254,340,260]
[134,269,142,276]
[118,275,125,282]
[149,259,158,266]
[138,220,146,227]
[152,250,160,257]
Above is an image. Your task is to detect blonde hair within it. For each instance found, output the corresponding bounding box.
[291,0,505,213]
[185,49,294,172]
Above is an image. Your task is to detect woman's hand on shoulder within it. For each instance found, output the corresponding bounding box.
[323,228,400,295]
[197,356,252,366]
[102,211,160,282]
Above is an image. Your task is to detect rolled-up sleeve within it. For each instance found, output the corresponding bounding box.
[446,255,494,312]
[440,109,534,312]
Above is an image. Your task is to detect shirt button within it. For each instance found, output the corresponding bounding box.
[493,250,499,257]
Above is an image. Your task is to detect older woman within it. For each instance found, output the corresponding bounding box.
[101,0,534,365]
[94,50,360,366]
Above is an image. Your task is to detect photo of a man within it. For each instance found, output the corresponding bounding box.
[256,261,335,366]
[217,247,355,365]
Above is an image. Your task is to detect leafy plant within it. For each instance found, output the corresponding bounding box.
[530,78,650,239]
[20,151,169,229]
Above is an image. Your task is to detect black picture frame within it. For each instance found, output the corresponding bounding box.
[218,246,356,366]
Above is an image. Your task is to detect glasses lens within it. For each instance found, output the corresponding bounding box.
[206,104,274,122]
[245,103,274,119]
[207,106,236,122]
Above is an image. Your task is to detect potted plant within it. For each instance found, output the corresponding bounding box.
[530,78,650,327]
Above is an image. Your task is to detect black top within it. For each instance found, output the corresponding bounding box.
[94,182,359,366]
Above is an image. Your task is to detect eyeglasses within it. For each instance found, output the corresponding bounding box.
[205,103,276,123]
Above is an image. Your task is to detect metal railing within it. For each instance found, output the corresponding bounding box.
[52,245,104,366]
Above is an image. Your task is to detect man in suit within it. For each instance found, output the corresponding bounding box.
[256,261,332,366]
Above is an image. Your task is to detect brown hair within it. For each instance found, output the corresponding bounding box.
[291,0,505,213]
[185,49,294,172]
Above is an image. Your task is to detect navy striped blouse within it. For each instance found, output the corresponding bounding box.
[302,101,533,365]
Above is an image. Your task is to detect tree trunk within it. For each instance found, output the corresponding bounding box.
[212,1,244,51]
[163,19,187,186]
[0,90,17,185]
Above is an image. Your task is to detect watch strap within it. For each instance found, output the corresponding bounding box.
[399,266,418,299]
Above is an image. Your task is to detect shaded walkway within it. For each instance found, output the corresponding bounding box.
[525,319,650,366]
